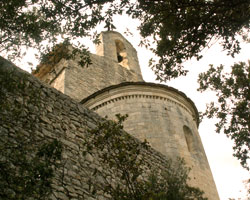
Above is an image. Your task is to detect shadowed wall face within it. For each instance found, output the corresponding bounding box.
[1,56,200,200]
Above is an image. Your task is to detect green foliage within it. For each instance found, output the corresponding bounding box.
[0,68,62,199]
[0,0,118,61]
[198,61,250,170]
[83,114,207,200]
[132,0,250,81]
[1,0,250,80]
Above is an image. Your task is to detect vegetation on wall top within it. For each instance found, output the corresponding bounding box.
[83,114,207,200]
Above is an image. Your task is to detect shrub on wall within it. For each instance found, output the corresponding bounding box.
[83,114,207,200]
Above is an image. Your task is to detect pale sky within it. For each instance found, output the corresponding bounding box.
[18,14,250,200]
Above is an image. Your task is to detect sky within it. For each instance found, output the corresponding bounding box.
[18,14,250,200]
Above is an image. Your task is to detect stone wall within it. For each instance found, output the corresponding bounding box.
[0,57,198,200]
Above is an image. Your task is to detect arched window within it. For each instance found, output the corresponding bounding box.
[115,40,129,69]
[183,125,196,153]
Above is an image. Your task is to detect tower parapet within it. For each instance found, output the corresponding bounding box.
[33,31,143,101]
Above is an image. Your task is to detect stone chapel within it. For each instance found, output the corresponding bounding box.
[33,31,220,199]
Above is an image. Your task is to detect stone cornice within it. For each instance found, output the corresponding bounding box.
[81,82,200,126]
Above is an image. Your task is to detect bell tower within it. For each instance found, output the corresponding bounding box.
[96,31,142,76]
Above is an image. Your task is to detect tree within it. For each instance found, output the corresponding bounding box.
[132,0,250,81]
[1,0,250,81]
[83,114,207,200]
[0,0,118,61]
[198,61,250,170]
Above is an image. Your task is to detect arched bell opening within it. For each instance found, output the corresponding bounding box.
[115,40,129,69]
